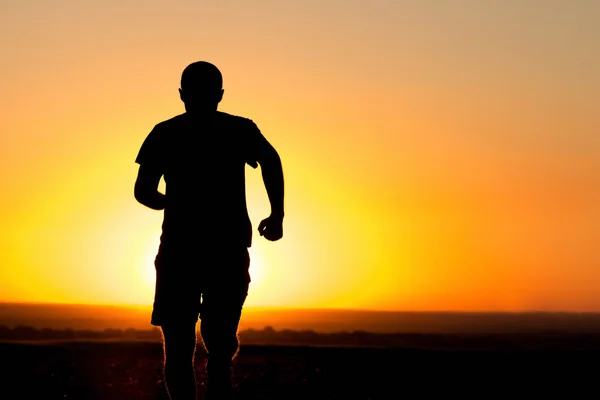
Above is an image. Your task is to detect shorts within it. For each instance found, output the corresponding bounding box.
[151,246,251,326]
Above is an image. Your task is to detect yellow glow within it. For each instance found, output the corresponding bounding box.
[247,248,265,291]
[140,245,157,297]
[1,1,599,313]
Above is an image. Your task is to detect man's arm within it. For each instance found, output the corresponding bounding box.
[259,143,284,218]
[256,141,284,241]
[134,164,166,210]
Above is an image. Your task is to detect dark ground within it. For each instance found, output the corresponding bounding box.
[1,337,599,399]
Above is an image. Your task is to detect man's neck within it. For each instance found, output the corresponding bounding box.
[185,109,219,121]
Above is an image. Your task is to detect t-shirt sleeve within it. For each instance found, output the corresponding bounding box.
[135,125,165,170]
[244,119,271,169]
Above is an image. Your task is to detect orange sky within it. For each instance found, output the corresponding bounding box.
[1,1,599,312]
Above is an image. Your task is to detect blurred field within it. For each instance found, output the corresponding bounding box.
[3,304,600,399]
[1,335,599,399]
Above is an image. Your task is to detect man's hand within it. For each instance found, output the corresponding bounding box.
[258,215,283,241]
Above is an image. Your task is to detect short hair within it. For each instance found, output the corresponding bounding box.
[180,61,223,93]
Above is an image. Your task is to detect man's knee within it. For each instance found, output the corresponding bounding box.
[200,315,242,360]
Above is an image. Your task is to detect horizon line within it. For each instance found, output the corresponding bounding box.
[2,300,600,315]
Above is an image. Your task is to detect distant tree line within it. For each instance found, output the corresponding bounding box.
[0,325,162,341]
[238,326,411,347]
[3,325,599,350]
[0,324,409,347]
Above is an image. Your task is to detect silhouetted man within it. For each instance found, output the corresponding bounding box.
[134,61,284,400]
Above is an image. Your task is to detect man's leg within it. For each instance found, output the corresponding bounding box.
[153,251,202,400]
[162,322,198,400]
[200,308,244,399]
[199,248,251,399]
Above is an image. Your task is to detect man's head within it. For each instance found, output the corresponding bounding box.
[179,61,224,112]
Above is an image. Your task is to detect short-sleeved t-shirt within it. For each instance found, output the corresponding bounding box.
[135,111,268,253]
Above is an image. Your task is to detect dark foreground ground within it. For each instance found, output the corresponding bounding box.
[1,335,599,399]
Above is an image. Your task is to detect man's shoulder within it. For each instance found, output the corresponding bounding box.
[152,113,187,131]
[217,111,258,130]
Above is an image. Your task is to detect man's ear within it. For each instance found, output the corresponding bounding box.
[179,88,185,102]
[217,89,224,103]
